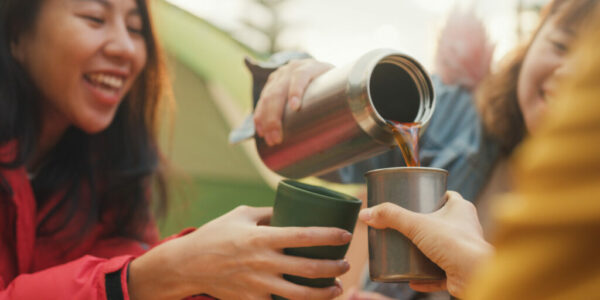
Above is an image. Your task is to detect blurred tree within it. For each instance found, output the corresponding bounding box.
[241,0,288,54]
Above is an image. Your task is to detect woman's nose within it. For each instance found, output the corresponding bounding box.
[545,59,575,97]
[552,60,574,81]
[104,21,136,63]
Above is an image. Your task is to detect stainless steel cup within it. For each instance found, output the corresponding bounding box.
[365,167,447,282]
[232,49,435,179]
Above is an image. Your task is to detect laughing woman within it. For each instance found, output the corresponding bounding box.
[0,0,351,299]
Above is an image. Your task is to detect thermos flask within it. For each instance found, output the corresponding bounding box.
[230,49,436,178]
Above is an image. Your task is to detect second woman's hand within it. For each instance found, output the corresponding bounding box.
[128,205,352,300]
[359,192,494,298]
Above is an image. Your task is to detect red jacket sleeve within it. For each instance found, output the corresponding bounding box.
[0,255,134,300]
[0,228,212,300]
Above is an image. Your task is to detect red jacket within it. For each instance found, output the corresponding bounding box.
[0,144,211,299]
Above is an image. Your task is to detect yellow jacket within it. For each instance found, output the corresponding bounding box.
[465,16,600,300]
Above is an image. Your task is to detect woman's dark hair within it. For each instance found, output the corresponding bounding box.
[476,0,599,155]
[0,0,171,243]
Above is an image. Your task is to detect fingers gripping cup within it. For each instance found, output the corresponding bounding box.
[365,167,447,282]
[270,180,362,300]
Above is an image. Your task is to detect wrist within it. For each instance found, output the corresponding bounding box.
[128,240,193,300]
[474,240,494,264]
[464,239,494,280]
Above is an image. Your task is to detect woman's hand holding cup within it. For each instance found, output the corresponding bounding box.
[129,205,351,300]
[359,191,494,298]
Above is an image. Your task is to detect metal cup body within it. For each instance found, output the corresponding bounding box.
[365,167,447,282]
[255,49,435,178]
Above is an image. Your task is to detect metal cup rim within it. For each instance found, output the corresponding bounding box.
[364,167,448,177]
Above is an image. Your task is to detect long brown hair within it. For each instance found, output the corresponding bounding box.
[476,0,598,155]
[0,0,172,242]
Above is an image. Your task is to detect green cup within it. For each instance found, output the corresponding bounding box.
[270,180,362,300]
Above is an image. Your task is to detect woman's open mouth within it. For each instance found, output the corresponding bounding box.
[83,72,126,105]
[84,73,124,92]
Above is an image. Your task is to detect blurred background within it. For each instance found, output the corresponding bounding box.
[154,0,550,236]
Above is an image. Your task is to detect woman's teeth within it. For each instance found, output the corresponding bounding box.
[85,73,124,90]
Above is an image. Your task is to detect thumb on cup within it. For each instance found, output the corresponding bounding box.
[359,202,423,241]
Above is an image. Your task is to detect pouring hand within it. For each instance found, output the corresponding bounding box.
[359,191,494,298]
[253,58,333,146]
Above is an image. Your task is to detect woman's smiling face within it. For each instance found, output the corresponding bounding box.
[517,12,576,133]
[11,0,147,134]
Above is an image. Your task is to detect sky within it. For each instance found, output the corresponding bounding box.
[166,0,548,69]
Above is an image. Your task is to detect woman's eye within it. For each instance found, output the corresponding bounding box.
[127,26,143,35]
[82,15,105,24]
[127,16,144,36]
[549,39,568,53]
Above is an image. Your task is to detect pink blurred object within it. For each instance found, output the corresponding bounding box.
[434,7,495,91]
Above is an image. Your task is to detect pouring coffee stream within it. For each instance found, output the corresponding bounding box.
[385,120,421,167]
